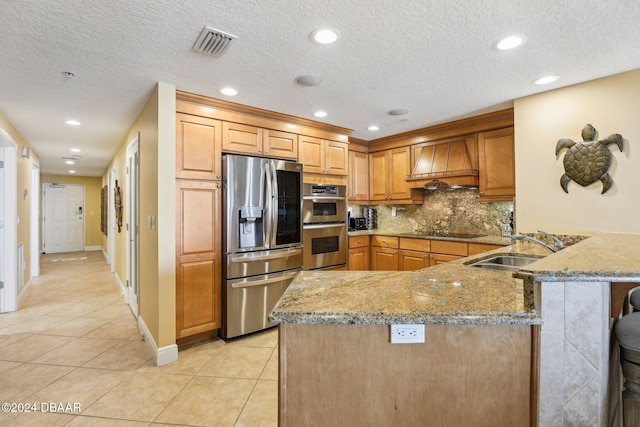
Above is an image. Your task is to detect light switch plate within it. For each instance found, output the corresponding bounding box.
[390,324,425,344]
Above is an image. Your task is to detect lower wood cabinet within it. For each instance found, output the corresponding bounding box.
[349,236,370,271]
[371,236,399,271]
[176,179,222,339]
[398,250,431,270]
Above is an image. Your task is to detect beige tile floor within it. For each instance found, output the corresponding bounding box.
[0,251,278,426]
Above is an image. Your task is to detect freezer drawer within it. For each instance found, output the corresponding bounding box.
[225,247,303,279]
[222,268,301,339]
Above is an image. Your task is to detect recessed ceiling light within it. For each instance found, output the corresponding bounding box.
[368,125,380,131]
[68,170,76,174]
[310,28,339,45]
[496,36,522,50]
[495,35,525,50]
[295,75,322,86]
[314,110,328,118]
[533,75,559,85]
[70,148,81,153]
[65,120,81,126]
[219,87,238,96]
[388,109,409,116]
[65,160,75,165]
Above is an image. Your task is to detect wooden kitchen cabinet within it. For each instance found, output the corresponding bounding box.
[300,135,348,175]
[176,113,222,180]
[349,235,370,271]
[369,147,422,204]
[371,236,399,271]
[348,150,369,202]
[175,179,222,339]
[222,122,298,160]
[398,237,431,270]
[478,127,515,202]
[468,243,504,256]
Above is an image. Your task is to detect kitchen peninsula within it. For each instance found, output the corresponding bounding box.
[270,233,640,426]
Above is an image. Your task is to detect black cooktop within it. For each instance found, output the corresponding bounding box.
[400,232,487,239]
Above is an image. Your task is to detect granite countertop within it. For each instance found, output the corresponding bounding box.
[270,233,640,327]
[348,229,514,246]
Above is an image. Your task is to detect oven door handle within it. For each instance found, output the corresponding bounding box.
[230,248,302,263]
[230,270,301,289]
[303,196,346,201]
[303,223,346,230]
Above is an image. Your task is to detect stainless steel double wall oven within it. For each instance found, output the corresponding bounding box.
[302,183,348,270]
[222,155,303,339]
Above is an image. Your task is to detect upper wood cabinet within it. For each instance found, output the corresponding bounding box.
[348,150,369,202]
[477,127,515,202]
[300,136,348,176]
[176,113,222,180]
[222,122,298,160]
[369,147,422,204]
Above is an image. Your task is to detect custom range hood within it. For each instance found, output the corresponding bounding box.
[406,136,479,190]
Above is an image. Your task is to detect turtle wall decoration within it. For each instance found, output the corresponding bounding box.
[555,124,624,194]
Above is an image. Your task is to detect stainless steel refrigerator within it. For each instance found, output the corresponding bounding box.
[221,154,303,339]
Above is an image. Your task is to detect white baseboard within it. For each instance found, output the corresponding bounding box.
[138,315,178,366]
[84,245,101,251]
[114,272,127,301]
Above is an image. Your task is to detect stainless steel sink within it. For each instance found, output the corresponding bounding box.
[467,255,541,272]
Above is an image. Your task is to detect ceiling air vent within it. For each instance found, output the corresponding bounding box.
[193,26,237,57]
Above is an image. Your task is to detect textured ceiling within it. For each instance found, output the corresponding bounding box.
[1,0,639,176]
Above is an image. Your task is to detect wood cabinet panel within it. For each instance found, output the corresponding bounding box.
[389,147,411,199]
[369,151,388,201]
[399,250,431,271]
[430,253,463,266]
[222,122,263,156]
[279,323,534,427]
[430,240,468,257]
[349,246,370,271]
[468,243,504,256]
[348,150,369,202]
[478,127,515,202]
[371,235,398,248]
[399,237,430,252]
[369,147,420,203]
[371,246,398,271]
[349,235,370,249]
[300,136,348,176]
[176,179,221,338]
[264,129,298,160]
[176,113,222,180]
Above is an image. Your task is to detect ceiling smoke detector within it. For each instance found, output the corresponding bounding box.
[193,26,237,57]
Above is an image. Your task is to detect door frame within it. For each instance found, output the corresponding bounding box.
[0,128,18,313]
[30,163,40,277]
[126,134,140,317]
[108,165,116,272]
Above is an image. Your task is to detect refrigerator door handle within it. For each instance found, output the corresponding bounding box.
[230,248,302,263]
[229,270,301,289]
[263,161,273,248]
[270,160,279,247]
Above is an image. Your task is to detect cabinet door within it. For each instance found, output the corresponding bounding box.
[176,180,222,338]
[399,250,430,271]
[300,135,324,174]
[222,122,264,156]
[429,253,462,266]
[264,129,298,160]
[468,243,504,256]
[176,113,222,180]
[325,140,348,176]
[371,246,398,271]
[389,147,411,200]
[369,151,389,201]
[348,151,369,201]
[349,246,370,271]
[478,127,515,201]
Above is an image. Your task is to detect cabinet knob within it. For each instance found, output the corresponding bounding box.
[216,183,221,188]
[216,175,221,180]
[258,149,262,153]
[265,150,269,154]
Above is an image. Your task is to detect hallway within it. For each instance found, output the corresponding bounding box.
[0,251,278,426]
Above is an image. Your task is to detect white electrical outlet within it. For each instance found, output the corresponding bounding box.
[390,324,425,344]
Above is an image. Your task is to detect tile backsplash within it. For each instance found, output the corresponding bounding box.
[349,189,513,236]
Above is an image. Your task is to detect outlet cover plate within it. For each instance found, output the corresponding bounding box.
[390,324,425,344]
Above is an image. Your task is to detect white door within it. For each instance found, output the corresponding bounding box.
[126,136,139,316]
[43,184,85,254]
[0,134,18,313]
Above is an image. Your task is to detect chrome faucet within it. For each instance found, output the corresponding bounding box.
[512,230,565,253]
